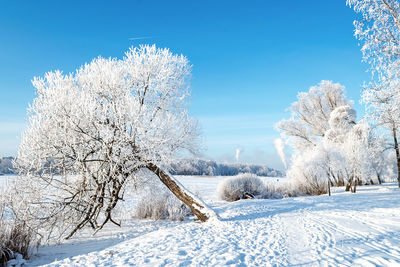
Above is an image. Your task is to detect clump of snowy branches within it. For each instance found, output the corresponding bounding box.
[14,44,218,241]
[276,81,353,151]
[0,220,31,267]
[0,189,34,267]
[347,0,400,74]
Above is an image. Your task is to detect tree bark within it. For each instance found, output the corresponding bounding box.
[328,180,331,196]
[353,177,358,193]
[346,175,353,192]
[392,127,400,188]
[147,163,218,222]
[345,184,351,192]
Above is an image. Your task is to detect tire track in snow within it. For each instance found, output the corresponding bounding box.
[302,211,400,266]
[299,211,337,263]
[242,213,289,265]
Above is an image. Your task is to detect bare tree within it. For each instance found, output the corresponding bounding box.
[15,45,218,240]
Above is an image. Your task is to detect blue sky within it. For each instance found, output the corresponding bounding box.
[0,0,369,170]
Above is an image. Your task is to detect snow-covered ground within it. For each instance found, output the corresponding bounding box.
[2,176,400,266]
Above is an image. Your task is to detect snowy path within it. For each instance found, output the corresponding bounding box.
[26,179,400,266]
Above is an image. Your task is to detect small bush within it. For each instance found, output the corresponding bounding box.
[134,187,192,221]
[288,170,328,196]
[217,173,269,202]
[0,200,33,267]
[264,181,299,198]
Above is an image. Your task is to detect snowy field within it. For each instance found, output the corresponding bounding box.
[1,175,400,266]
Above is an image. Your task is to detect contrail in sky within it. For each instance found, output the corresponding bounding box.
[128,36,153,40]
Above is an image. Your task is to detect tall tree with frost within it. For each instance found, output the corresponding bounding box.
[361,78,400,186]
[348,0,400,186]
[327,106,374,192]
[324,105,358,190]
[16,45,218,239]
[276,80,352,150]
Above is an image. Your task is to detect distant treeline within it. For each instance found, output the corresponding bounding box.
[0,157,283,177]
[170,159,283,177]
[0,157,15,174]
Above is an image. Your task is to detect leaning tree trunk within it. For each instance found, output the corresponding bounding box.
[147,163,219,222]
[393,127,400,188]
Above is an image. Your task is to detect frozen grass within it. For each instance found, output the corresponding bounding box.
[0,189,33,267]
[0,220,32,267]
[134,188,192,221]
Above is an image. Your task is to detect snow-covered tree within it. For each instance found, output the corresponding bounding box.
[325,106,381,190]
[284,103,383,194]
[324,105,358,188]
[361,77,400,185]
[348,0,400,186]
[343,122,373,191]
[368,132,392,183]
[276,80,352,150]
[15,45,218,239]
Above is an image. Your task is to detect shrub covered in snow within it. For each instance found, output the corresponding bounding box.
[217,174,300,202]
[217,174,269,202]
[0,192,33,267]
[264,181,298,198]
[134,186,192,221]
[286,147,330,196]
[0,221,31,267]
